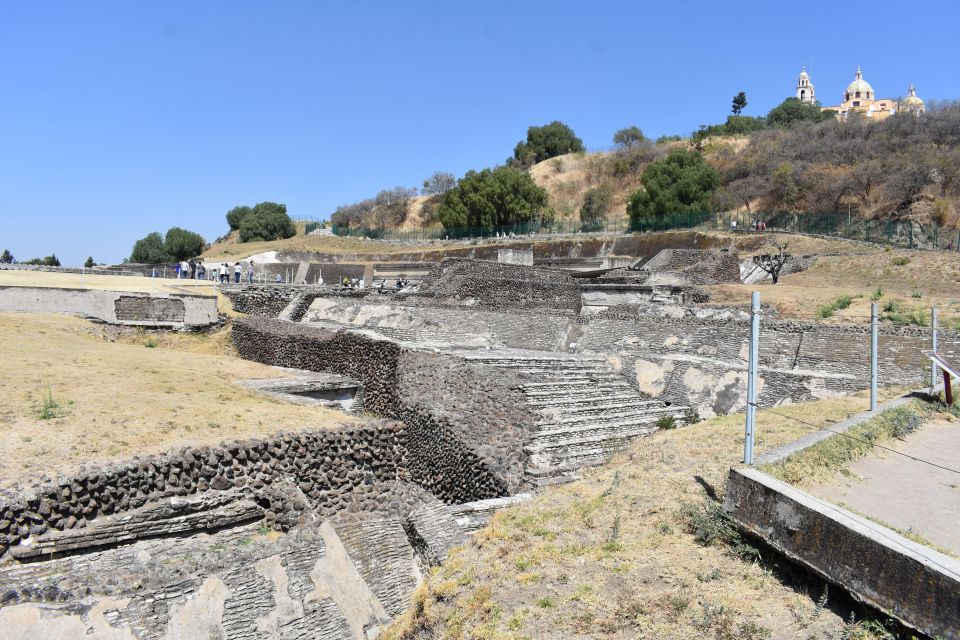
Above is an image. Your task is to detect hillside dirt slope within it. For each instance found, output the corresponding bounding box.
[383,390,908,640]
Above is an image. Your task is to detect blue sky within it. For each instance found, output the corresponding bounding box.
[2,1,958,265]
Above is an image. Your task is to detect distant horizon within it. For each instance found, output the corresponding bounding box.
[3,1,958,266]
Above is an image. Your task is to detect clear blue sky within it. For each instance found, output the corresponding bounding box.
[2,1,958,265]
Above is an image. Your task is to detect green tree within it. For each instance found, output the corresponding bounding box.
[732,91,748,115]
[25,254,61,266]
[226,205,253,231]
[613,126,647,149]
[0,249,13,263]
[164,227,205,261]
[238,201,297,242]
[627,149,719,229]
[580,184,613,231]
[129,232,171,263]
[84,256,95,268]
[512,121,584,168]
[767,97,835,127]
[437,167,549,229]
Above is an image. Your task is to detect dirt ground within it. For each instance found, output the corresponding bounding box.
[806,418,960,556]
[0,268,219,295]
[384,389,909,640]
[0,313,352,489]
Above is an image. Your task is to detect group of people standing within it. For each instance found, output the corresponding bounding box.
[175,259,256,284]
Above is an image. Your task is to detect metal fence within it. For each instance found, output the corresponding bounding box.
[332,211,960,251]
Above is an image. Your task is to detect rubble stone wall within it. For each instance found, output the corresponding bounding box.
[232,317,520,500]
[114,295,185,323]
[420,258,582,312]
[0,424,409,559]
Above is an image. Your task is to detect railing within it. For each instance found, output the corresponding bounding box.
[332,211,960,252]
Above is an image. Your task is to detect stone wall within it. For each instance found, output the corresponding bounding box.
[641,249,741,284]
[419,258,582,313]
[497,249,533,266]
[0,423,409,559]
[0,286,218,328]
[580,308,960,388]
[222,285,310,317]
[302,296,574,351]
[232,317,525,500]
[114,295,185,323]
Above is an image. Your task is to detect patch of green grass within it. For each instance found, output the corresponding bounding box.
[891,256,911,266]
[911,291,922,299]
[144,338,158,348]
[816,294,854,319]
[870,287,883,301]
[535,596,554,608]
[881,299,928,326]
[761,403,928,486]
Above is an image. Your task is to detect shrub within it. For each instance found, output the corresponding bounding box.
[164,227,205,261]
[682,407,701,425]
[627,149,718,229]
[239,202,297,243]
[678,500,758,561]
[891,256,911,266]
[129,232,169,263]
[816,294,853,319]
[437,167,549,230]
[911,291,922,298]
[35,385,66,420]
[871,287,883,301]
[511,121,584,168]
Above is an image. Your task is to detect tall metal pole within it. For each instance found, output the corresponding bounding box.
[931,306,939,390]
[744,291,760,465]
[870,303,878,411]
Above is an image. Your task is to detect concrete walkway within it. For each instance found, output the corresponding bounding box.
[807,418,960,555]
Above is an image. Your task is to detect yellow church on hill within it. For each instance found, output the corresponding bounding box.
[794,66,925,120]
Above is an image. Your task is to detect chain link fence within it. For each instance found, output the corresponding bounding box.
[332,211,960,251]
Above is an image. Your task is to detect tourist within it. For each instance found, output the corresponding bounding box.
[221,263,229,283]
[275,273,282,283]
[197,262,206,280]
[247,261,255,284]
[234,262,242,284]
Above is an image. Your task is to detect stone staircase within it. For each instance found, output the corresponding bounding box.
[461,351,686,485]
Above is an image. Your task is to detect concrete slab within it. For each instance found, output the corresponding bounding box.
[806,418,960,555]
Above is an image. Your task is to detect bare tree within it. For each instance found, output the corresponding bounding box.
[422,172,457,196]
[753,242,790,284]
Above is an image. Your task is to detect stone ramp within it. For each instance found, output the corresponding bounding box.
[332,516,424,618]
[460,350,686,485]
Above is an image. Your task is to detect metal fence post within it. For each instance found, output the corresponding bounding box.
[744,291,760,465]
[931,306,939,390]
[870,303,878,411]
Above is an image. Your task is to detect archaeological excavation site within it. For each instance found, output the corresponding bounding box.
[1,233,959,639]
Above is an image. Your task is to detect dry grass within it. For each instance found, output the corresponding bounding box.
[383,389,906,640]
[0,269,218,295]
[202,229,445,261]
[0,313,353,488]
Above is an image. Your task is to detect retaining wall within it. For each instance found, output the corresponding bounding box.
[0,286,218,328]
[724,400,960,638]
[232,317,527,497]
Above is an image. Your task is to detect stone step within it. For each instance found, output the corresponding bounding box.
[524,391,642,408]
[530,416,658,443]
[533,404,679,427]
[526,426,656,455]
[522,383,636,398]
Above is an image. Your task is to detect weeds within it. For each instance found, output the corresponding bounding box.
[35,384,66,420]
[656,415,678,430]
[816,294,853,319]
[911,291,922,299]
[678,500,758,561]
[144,338,158,348]
[881,299,928,326]
[890,256,911,266]
[761,404,929,485]
[871,287,883,301]
[683,406,701,425]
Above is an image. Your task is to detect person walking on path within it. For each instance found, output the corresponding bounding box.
[247,261,255,284]
[234,262,242,284]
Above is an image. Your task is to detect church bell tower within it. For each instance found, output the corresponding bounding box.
[796,66,815,104]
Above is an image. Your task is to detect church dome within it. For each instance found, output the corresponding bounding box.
[902,84,925,113]
[845,67,873,98]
